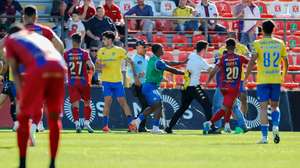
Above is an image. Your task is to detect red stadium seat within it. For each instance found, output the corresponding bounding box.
[134,34,147,42]
[172,35,191,50]
[161,52,174,62]
[255,1,274,18]
[288,55,300,71]
[178,52,189,62]
[283,74,299,89]
[288,2,300,17]
[153,34,172,51]
[215,2,232,17]
[192,34,205,45]
[294,74,300,83]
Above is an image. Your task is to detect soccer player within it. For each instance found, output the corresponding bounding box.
[23,5,64,137]
[64,33,95,133]
[96,31,137,133]
[245,20,288,144]
[3,25,66,168]
[0,39,18,131]
[132,43,185,133]
[129,40,149,132]
[165,41,213,134]
[213,33,250,133]
[203,38,249,134]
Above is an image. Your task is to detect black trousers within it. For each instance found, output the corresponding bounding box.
[132,84,148,129]
[168,85,212,129]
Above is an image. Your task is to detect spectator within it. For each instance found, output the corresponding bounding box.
[103,0,125,43]
[0,0,23,25]
[66,0,81,21]
[89,40,100,85]
[196,0,227,43]
[65,10,86,50]
[0,13,9,37]
[233,0,260,50]
[86,6,117,47]
[173,0,197,8]
[125,0,154,42]
[103,0,123,23]
[77,0,96,21]
[173,0,198,34]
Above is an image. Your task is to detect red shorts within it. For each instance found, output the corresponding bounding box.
[68,84,91,103]
[18,62,65,121]
[221,88,240,108]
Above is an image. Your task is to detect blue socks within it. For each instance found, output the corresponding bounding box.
[261,124,269,138]
[153,119,160,127]
[127,115,133,126]
[271,110,280,127]
[103,116,109,127]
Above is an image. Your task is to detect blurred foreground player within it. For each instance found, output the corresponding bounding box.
[64,33,95,133]
[3,25,66,168]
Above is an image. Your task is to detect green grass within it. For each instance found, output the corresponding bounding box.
[0,130,299,168]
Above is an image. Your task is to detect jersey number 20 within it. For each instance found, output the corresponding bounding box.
[226,66,239,80]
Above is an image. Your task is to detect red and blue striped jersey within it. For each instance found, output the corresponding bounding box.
[4,30,66,73]
[64,48,90,86]
[217,53,249,90]
[25,23,54,41]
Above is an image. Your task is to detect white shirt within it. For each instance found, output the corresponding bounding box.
[67,19,85,37]
[187,53,211,86]
[242,5,260,32]
[196,3,218,18]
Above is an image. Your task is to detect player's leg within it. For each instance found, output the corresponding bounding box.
[270,84,281,144]
[232,99,248,134]
[211,88,223,128]
[82,85,94,133]
[194,85,212,121]
[151,101,164,134]
[135,84,148,132]
[165,88,193,133]
[17,75,44,167]
[102,82,113,132]
[114,82,135,132]
[256,84,271,144]
[45,76,65,168]
[72,100,81,133]
[133,83,162,132]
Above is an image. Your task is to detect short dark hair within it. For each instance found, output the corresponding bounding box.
[262,20,275,35]
[71,33,81,44]
[226,38,236,50]
[135,40,146,48]
[96,6,103,11]
[7,24,24,35]
[24,5,37,17]
[102,31,115,41]
[196,40,208,53]
[152,43,163,54]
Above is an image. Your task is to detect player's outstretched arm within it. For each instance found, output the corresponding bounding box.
[165,66,184,75]
[244,54,258,82]
[51,33,64,55]
[206,66,219,86]
[165,59,188,67]
[282,57,289,80]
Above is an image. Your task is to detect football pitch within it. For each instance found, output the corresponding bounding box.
[0,130,299,168]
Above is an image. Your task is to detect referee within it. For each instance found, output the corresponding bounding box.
[130,40,149,132]
[165,41,214,134]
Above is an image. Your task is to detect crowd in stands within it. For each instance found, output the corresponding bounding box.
[1,0,300,89]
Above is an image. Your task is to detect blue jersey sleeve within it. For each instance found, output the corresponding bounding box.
[155,60,167,71]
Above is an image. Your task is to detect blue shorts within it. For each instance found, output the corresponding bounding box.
[102,81,125,98]
[240,81,246,93]
[256,84,281,102]
[142,83,161,106]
